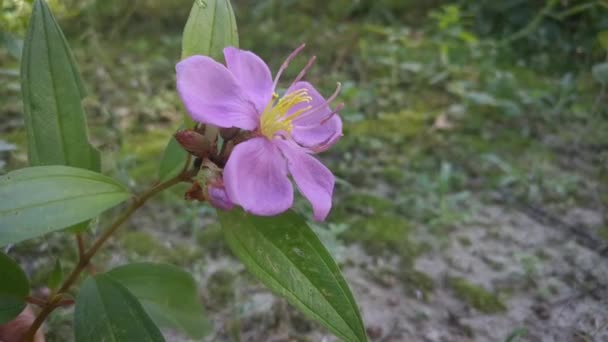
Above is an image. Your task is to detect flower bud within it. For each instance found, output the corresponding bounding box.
[184,159,234,211]
[174,129,211,158]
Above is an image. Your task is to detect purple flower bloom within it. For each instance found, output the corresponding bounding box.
[176,45,343,221]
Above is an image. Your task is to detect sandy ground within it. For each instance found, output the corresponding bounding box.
[347,205,607,342]
[156,204,606,342]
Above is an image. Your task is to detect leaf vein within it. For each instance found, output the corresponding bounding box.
[226,223,355,341]
[0,190,128,215]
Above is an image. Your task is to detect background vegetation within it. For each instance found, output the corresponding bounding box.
[2,0,608,340]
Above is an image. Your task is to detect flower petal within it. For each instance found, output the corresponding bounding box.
[224,47,274,114]
[275,139,334,221]
[224,137,293,216]
[285,81,343,149]
[176,55,258,130]
[208,183,234,210]
[293,115,343,152]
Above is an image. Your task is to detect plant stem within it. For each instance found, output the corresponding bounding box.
[23,174,185,342]
[25,296,46,307]
[76,234,85,260]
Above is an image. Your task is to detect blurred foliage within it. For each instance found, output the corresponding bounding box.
[1,0,86,33]
[461,0,608,68]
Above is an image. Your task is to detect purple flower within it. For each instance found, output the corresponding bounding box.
[176,45,343,221]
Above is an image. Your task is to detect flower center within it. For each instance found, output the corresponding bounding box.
[260,88,312,139]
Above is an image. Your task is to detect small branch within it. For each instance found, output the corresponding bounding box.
[23,173,185,342]
[25,296,46,308]
[82,176,183,263]
[57,298,75,308]
[76,234,85,260]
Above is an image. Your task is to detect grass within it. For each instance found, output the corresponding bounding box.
[120,230,203,266]
[447,277,507,314]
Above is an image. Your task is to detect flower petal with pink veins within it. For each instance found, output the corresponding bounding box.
[224,137,293,216]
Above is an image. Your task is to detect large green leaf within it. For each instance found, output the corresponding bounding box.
[218,209,367,342]
[0,252,29,324]
[107,263,209,339]
[157,134,187,182]
[74,275,165,342]
[21,0,100,171]
[180,0,239,128]
[21,0,100,234]
[0,166,131,246]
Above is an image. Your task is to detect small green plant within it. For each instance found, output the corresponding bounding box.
[448,277,507,314]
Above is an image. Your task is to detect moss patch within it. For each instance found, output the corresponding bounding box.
[458,236,472,247]
[400,269,435,300]
[206,270,236,310]
[447,277,506,313]
[331,193,397,221]
[120,230,201,266]
[347,109,432,147]
[121,129,173,181]
[121,230,169,256]
[340,215,419,263]
[196,223,228,256]
[598,226,608,241]
[333,192,424,265]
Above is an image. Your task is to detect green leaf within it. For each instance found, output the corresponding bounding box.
[0,252,29,324]
[218,209,367,342]
[47,259,63,291]
[182,0,239,60]
[64,220,92,234]
[0,165,131,247]
[107,263,209,339]
[158,135,187,182]
[181,0,239,128]
[21,0,100,171]
[74,275,165,342]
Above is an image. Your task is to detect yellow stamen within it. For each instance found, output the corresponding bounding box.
[260,89,312,139]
